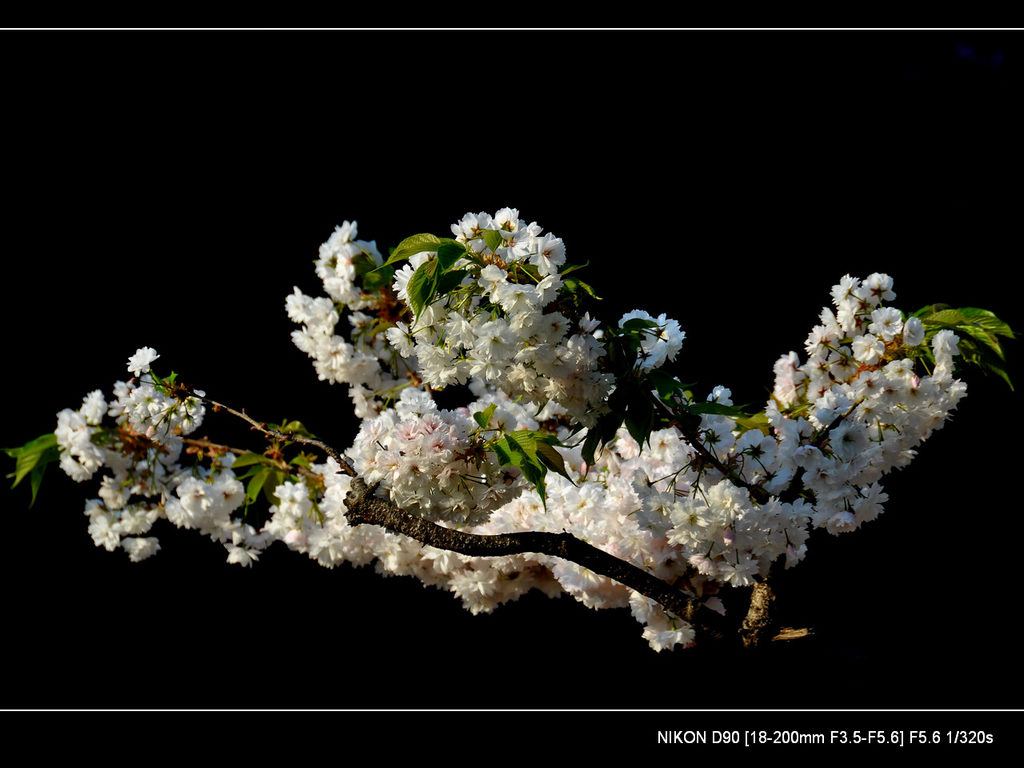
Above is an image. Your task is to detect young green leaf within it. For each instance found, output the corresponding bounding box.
[480,229,504,253]
[473,403,497,430]
[620,317,660,332]
[534,440,574,485]
[581,409,625,467]
[351,250,379,277]
[517,459,548,508]
[26,461,49,507]
[559,261,589,277]
[733,411,771,435]
[280,420,316,439]
[489,436,517,467]
[916,304,1015,389]
[624,395,655,447]
[436,241,467,272]
[390,233,444,263]
[406,258,440,318]
[361,264,394,292]
[263,470,287,504]
[563,278,601,300]
[645,369,688,403]
[245,467,270,506]
[4,433,60,507]
[230,451,272,470]
[290,454,313,468]
[435,269,469,297]
[505,431,544,465]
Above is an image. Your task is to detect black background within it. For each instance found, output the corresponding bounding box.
[2,27,1022,751]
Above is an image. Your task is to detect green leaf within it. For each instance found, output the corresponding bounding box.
[581,410,625,467]
[960,307,1015,338]
[27,461,49,507]
[581,429,602,469]
[509,261,541,283]
[361,264,394,293]
[351,250,378,277]
[916,304,1015,389]
[490,436,517,467]
[481,229,504,253]
[571,279,600,300]
[624,394,655,447]
[407,258,440,318]
[925,308,968,326]
[518,459,548,508]
[559,261,589,277]
[391,233,444,263]
[562,277,603,301]
[230,452,271,470]
[605,335,639,372]
[436,269,469,297]
[263,470,287,504]
[912,303,947,319]
[505,431,545,464]
[489,431,568,505]
[535,440,574,484]
[956,324,1005,359]
[734,411,771,435]
[473,403,497,430]
[620,317,660,332]
[983,360,1015,391]
[646,369,687,403]
[280,420,316,439]
[436,241,467,272]
[4,433,59,502]
[245,468,270,506]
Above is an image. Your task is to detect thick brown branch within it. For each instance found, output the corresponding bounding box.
[191,391,809,647]
[342,477,731,640]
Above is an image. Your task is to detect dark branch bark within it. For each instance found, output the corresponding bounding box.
[205,393,809,648]
[343,477,732,640]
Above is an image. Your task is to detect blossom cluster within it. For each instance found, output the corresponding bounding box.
[285,224,401,420]
[346,386,525,527]
[286,209,632,426]
[53,349,270,566]
[48,211,971,653]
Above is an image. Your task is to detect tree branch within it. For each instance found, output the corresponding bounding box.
[198,396,357,477]
[776,400,863,504]
[200,392,808,647]
[342,476,732,641]
[669,418,771,505]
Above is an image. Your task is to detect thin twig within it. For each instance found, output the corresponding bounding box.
[199,396,357,477]
[777,398,864,504]
[669,419,771,505]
